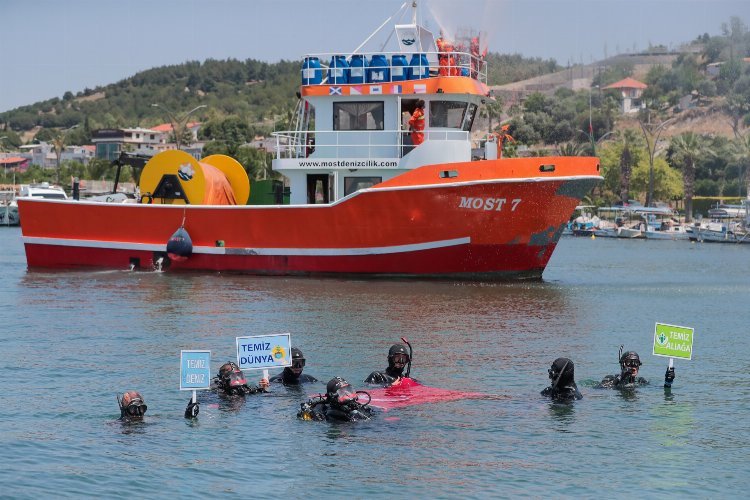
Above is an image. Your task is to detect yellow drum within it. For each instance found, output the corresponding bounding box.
[139,150,250,205]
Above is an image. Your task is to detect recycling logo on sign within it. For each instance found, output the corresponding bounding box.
[657,332,668,345]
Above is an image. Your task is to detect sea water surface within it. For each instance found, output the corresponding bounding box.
[1,226,748,498]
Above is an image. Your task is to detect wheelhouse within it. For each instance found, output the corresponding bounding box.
[271,3,490,205]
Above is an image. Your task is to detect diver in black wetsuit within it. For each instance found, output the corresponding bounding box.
[185,361,268,418]
[365,343,410,386]
[269,347,318,385]
[597,348,675,389]
[297,377,373,422]
[214,361,269,395]
[118,391,148,421]
[541,357,582,401]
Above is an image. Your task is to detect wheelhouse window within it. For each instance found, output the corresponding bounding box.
[333,102,384,131]
[344,176,382,196]
[463,103,477,131]
[429,101,467,128]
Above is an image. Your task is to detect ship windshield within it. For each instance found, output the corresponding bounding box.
[463,104,477,131]
[429,101,468,128]
[37,193,67,200]
[333,102,384,131]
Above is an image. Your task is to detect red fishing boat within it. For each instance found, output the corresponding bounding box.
[18,2,601,279]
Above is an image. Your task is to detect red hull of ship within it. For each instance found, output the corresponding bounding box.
[18,158,600,279]
[22,242,555,278]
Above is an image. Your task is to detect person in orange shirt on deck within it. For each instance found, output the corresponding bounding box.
[436,33,450,76]
[470,36,481,78]
[408,99,426,146]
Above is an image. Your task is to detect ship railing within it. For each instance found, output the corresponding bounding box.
[272,129,469,160]
[301,51,487,86]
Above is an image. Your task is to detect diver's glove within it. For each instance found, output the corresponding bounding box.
[664,367,675,387]
[185,399,200,419]
[257,377,270,393]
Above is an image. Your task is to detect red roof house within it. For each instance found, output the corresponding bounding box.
[603,78,648,114]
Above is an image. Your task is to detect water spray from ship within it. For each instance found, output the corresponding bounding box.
[424,0,501,56]
[351,0,500,56]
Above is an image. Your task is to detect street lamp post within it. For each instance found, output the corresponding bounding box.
[639,116,675,207]
[151,104,207,150]
[577,85,602,155]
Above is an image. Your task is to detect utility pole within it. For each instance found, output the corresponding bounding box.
[576,85,604,156]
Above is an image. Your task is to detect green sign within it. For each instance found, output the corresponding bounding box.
[653,323,694,360]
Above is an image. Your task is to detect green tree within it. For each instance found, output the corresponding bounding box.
[86,158,116,182]
[630,156,683,203]
[51,134,67,184]
[557,142,586,156]
[200,116,253,157]
[598,137,645,203]
[479,98,502,136]
[0,130,22,149]
[639,114,675,207]
[34,128,56,142]
[484,53,559,86]
[18,164,55,185]
[235,146,276,180]
[728,133,750,197]
[724,76,750,137]
[670,132,712,222]
[619,129,641,204]
[703,36,726,63]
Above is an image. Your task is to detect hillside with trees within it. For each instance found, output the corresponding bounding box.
[0,58,301,139]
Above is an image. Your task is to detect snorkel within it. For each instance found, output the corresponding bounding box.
[400,337,413,379]
[617,344,630,383]
[618,345,641,383]
[550,359,570,391]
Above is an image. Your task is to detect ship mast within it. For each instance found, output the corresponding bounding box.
[351,1,410,54]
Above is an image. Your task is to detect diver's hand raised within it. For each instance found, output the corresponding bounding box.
[258,377,270,392]
[664,367,675,387]
[184,399,199,419]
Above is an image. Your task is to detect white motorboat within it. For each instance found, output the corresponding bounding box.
[690,220,749,244]
[707,203,746,219]
[638,207,690,240]
[19,183,68,200]
[1,190,19,226]
[643,223,690,240]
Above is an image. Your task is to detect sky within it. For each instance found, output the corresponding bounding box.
[0,0,747,112]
